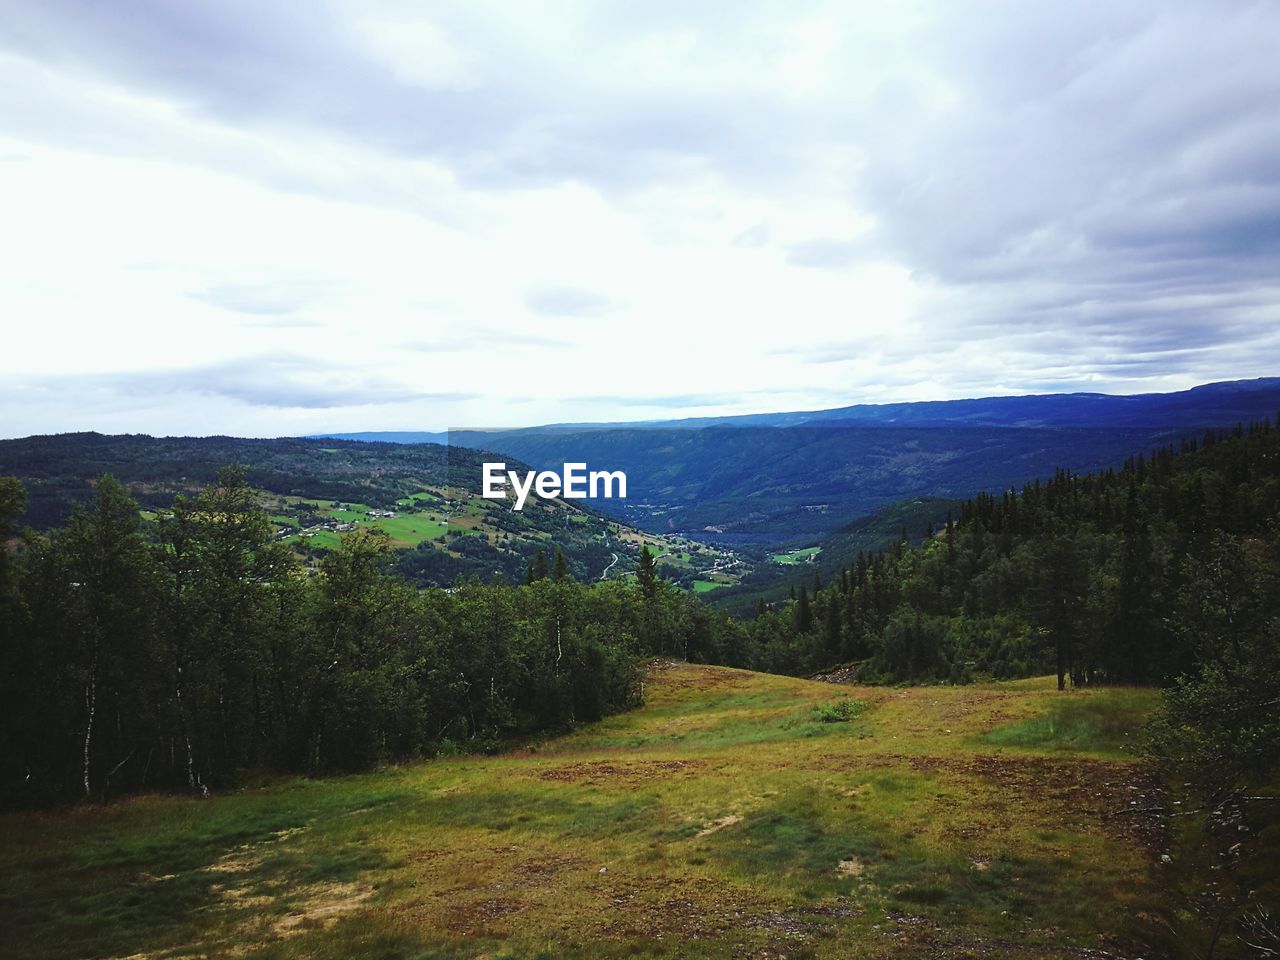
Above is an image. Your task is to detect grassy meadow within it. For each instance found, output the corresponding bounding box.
[0,665,1170,959]
[692,579,729,593]
[771,547,821,565]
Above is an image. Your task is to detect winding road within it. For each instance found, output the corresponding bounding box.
[599,552,619,581]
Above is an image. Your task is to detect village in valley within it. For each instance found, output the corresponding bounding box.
[249,482,753,591]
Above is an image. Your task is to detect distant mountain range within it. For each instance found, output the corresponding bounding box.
[317,378,1280,543]
[318,378,1280,439]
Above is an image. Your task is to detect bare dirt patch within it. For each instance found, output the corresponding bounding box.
[539,758,706,786]
[204,826,308,877]
[437,895,529,937]
[647,661,748,695]
[191,825,377,948]
[890,754,1167,849]
[509,853,586,889]
[272,882,374,934]
[696,814,742,837]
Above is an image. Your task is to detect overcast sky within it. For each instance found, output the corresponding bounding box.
[2,1,1278,436]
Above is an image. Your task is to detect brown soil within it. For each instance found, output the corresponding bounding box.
[538,758,706,786]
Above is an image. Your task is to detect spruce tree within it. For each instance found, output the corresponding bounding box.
[527,548,548,584]
[637,545,657,600]
[796,585,813,634]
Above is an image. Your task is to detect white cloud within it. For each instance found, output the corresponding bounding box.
[0,1,1277,437]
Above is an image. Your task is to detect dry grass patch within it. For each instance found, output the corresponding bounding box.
[696,814,743,837]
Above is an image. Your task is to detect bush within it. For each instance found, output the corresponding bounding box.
[811,698,864,723]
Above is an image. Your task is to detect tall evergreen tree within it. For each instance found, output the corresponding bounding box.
[795,584,813,634]
[527,548,548,584]
[636,545,657,601]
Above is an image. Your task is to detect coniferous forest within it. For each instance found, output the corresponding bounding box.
[2,420,1277,813]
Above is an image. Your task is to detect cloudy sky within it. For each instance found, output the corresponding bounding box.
[2,1,1278,436]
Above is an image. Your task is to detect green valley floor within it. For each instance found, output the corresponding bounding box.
[0,664,1170,959]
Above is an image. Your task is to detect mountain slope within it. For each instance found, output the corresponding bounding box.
[443,423,1169,543]
[0,432,734,587]
[321,378,1280,544]
[0,662,1169,959]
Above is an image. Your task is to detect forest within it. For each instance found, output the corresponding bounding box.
[1,421,1277,829]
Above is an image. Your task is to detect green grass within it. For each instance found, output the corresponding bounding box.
[369,514,448,546]
[771,546,821,564]
[328,508,367,522]
[984,688,1156,757]
[0,667,1168,959]
[396,490,441,505]
[811,698,864,723]
[277,499,446,550]
[285,530,342,550]
[692,580,728,593]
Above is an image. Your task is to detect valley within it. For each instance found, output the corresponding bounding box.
[0,433,746,590]
[327,378,1280,545]
[1,389,1277,958]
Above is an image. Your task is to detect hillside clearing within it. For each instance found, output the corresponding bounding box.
[0,665,1167,959]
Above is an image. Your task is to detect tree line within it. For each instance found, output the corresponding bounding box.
[2,420,1277,814]
[761,420,1280,693]
[0,469,670,808]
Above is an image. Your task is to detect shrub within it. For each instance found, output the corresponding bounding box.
[811,698,864,723]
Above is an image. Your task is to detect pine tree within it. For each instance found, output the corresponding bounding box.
[796,585,813,634]
[637,545,657,600]
[527,548,548,584]
[553,547,568,581]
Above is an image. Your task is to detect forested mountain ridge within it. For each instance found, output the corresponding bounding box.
[445,423,1172,543]
[704,496,963,618]
[762,419,1280,687]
